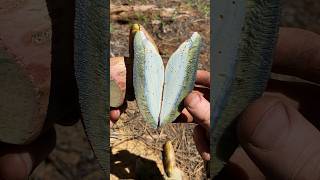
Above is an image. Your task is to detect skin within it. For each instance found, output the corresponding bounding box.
[0,27,319,179]
[181,27,320,179]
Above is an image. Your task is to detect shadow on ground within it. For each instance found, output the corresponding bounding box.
[111,149,163,180]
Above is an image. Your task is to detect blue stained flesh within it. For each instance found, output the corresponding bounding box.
[143,34,164,124]
[133,31,164,127]
[160,41,191,125]
[133,31,200,127]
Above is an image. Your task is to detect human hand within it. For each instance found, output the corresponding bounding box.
[180,27,320,179]
[178,70,211,161]
[110,27,320,179]
[224,27,320,179]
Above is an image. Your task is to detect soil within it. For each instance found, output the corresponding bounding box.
[0,0,319,179]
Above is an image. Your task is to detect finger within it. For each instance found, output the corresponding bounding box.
[195,70,210,87]
[173,88,209,124]
[173,87,210,124]
[273,28,320,83]
[238,96,320,179]
[110,109,121,123]
[110,109,120,128]
[193,125,210,161]
[0,128,56,179]
[184,92,210,131]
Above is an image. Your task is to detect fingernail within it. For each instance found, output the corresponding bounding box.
[250,102,290,149]
[185,92,201,109]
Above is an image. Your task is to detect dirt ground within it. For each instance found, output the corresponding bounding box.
[0,0,319,179]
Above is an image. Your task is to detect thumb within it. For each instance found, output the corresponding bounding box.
[184,92,210,131]
[238,96,320,179]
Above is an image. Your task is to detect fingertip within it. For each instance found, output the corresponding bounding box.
[110,109,121,123]
[184,92,210,131]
